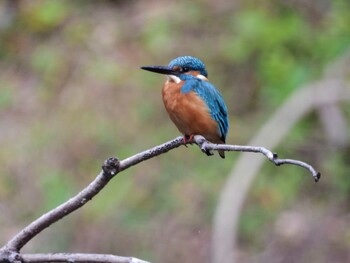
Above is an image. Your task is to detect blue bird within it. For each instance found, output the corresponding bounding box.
[141,56,229,158]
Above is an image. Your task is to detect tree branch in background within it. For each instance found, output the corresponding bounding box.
[212,50,350,263]
[0,136,319,263]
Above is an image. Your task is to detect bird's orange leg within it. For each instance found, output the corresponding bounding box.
[183,134,195,145]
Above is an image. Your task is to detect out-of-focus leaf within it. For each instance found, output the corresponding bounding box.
[20,1,69,33]
[0,85,14,109]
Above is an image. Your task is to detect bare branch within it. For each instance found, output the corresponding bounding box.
[1,135,319,263]
[4,172,110,252]
[21,253,150,263]
[193,135,320,182]
[3,137,185,253]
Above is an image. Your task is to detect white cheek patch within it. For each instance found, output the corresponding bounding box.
[168,75,181,84]
[196,74,208,81]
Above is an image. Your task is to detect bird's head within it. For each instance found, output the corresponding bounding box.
[141,56,208,83]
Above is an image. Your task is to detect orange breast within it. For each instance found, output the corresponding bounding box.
[162,80,223,144]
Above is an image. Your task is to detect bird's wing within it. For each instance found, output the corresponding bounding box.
[181,78,229,141]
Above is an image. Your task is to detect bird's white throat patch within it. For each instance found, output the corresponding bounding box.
[167,75,181,84]
[196,74,208,81]
[167,74,207,84]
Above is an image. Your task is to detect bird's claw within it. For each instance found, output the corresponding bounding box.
[198,139,214,156]
[183,134,195,145]
[204,149,214,156]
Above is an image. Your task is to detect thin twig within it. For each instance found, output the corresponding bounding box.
[193,135,321,182]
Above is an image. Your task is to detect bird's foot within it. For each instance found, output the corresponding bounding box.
[204,149,214,156]
[183,134,195,146]
[195,136,214,156]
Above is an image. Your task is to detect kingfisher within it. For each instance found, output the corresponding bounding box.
[141,56,229,158]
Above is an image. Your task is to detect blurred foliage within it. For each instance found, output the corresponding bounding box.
[19,1,69,33]
[0,0,350,262]
[0,84,14,109]
[223,2,350,105]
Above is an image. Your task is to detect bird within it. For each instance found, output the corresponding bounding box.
[141,56,229,158]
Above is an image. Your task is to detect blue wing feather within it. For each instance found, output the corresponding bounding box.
[180,76,229,141]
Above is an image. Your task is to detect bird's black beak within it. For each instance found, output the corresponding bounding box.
[140,66,179,76]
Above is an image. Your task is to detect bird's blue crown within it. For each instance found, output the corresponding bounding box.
[168,56,208,77]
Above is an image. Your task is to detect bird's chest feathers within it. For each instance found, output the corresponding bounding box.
[162,80,207,114]
[162,80,217,137]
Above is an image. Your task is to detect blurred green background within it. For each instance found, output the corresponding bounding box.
[0,0,350,262]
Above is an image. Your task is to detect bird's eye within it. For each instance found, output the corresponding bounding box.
[174,66,189,73]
